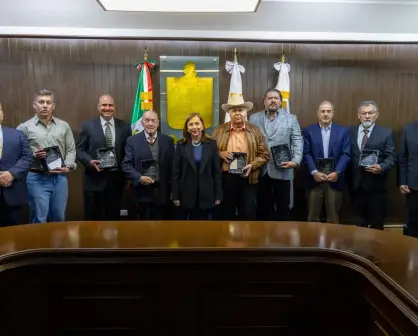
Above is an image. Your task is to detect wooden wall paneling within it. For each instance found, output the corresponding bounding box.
[2,38,418,223]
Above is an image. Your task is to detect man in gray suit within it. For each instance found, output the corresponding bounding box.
[249,88,303,221]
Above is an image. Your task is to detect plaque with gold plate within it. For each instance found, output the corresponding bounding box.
[229,152,247,175]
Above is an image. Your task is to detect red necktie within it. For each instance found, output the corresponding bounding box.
[361,129,369,149]
[149,135,154,145]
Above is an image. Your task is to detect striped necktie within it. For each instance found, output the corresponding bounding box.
[104,122,113,148]
[361,129,369,149]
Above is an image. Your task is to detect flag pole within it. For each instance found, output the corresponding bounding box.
[234,47,237,63]
[144,46,148,61]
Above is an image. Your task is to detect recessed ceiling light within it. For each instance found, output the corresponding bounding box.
[97,0,261,13]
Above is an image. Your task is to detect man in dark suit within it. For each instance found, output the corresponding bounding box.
[303,101,351,224]
[346,100,395,230]
[398,122,418,238]
[122,110,174,220]
[0,102,34,226]
[76,94,132,221]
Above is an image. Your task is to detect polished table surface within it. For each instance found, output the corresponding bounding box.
[0,221,417,303]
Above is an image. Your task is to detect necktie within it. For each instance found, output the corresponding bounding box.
[149,135,154,145]
[104,122,113,148]
[361,129,369,149]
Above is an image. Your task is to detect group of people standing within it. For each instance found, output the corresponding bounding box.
[0,88,417,238]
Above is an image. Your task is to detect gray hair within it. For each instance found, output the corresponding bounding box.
[33,89,55,102]
[358,100,378,113]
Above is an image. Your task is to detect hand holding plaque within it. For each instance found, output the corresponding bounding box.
[97,147,117,169]
[41,146,65,173]
[316,158,335,175]
[360,150,379,167]
[228,152,247,175]
[140,159,159,183]
[271,144,291,168]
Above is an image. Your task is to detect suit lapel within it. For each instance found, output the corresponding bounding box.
[94,118,105,146]
[139,131,153,159]
[114,119,121,149]
[199,142,210,175]
[328,125,337,155]
[313,125,324,157]
[185,142,197,173]
[352,126,361,156]
[366,125,377,148]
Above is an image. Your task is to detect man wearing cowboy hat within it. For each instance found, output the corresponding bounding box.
[249,88,303,221]
[213,94,270,220]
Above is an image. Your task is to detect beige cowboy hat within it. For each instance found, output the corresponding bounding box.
[221,93,254,113]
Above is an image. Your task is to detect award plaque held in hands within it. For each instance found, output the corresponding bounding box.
[42,146,65,173]
[97,147,117,169]
[360,150,379,167]
[228,152,247,175]
[316,158,335,175]
[271,144,291,168]
[140,159,159,183]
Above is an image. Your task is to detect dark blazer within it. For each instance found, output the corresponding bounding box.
[172,138,222,210]
[122,131,174,204]
[346,124,396,192]
[76,117,132,191]
[303,123,351,191]
[398,121,418,190]
[0,127,33,206]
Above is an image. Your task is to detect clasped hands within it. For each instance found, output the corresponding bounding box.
[313,171,339,183]
[219,151,252,177]
[0,171,14,187]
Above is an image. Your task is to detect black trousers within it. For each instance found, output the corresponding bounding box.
[406,190,418,238]
[0,189,22,227]
[83,178,124,221]
[137,202,167,220]
[220,173,257,221]
[351,189,387,230]
[257,174,291,221]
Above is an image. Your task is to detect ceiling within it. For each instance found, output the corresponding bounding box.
[0,0,418,41]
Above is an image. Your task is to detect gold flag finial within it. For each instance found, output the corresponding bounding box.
[144,46,148,61]
[234,47,237,62]
[281,52,285,63]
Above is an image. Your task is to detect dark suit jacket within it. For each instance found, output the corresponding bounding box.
[398,121,418,190]
[303,123,351,191]
[172,139,222,210]
[346,124,396,192]
[0,127,33,206]
[76,117,132,191]
[122,131,174,204]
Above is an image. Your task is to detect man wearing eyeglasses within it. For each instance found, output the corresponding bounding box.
[346,101,395,230]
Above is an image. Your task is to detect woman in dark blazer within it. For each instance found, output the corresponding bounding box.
[172,113,222,220]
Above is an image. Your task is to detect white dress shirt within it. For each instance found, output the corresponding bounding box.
[100,117,115,147]
[357,123,375,150]
[145,132,157,144]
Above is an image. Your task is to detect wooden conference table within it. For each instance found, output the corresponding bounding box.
[0,220,417,335]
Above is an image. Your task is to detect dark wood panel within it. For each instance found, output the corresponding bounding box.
[1,38,417,222]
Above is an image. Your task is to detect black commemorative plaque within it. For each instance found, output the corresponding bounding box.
[97,147,117,169]
[229,152,247,175]
[360,150,379,167]
[42,146,65,173]
[140,159,159,183]
[271,144,291,168]
[316,158,335,175]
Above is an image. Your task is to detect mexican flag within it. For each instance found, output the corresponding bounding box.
[131,59,156,134]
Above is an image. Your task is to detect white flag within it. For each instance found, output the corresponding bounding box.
[224,60,245,122]
[274,62,291,113]
[274,61,294,209]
